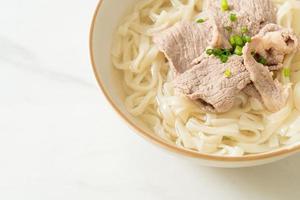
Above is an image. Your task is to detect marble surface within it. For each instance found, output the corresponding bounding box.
[1,0,300,199]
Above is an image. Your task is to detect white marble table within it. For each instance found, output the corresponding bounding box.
[1,0,300,199]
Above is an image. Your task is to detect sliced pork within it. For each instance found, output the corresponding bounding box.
[174,55,250,113]
[203,0,276,38]
[153,21,221,74]
[243,24,298,111]
[253,24,299,69]
[153,0,299,113]
[243,84,262,101]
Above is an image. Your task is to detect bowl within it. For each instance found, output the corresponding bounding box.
[89,0,300,168]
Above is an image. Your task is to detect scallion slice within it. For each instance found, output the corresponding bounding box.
[234,46,243,56]
[283,68,291,77]
[221,0,229,11]
[258,56,267,65]
[234,35,244,46]
[220,55,229,63]
[196,18,206,23]
[206,49,214,55]
[229,35,236,46]
[224,69,231,78]
[229,13,237,22]
[242,35,251,43]
[241,27,248,34]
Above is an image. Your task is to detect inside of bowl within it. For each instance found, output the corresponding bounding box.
[90,0,300,163]
[91,0,164,139]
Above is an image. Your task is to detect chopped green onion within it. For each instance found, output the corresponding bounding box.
[283,68,291,77]
[220,55,229,63]
[253,53,267,65]
[229,13,237,22]
[230,34,250,47]
[206,49,214,55]
[258,56,267,65]
[234,35,244,46]
[241,26,248,34]
[206,48,234,63]
[229,35,236,46]
[221,0,229,11]
[223,49,232,56]
[196,18,206,23]
[242,35,251,43]
[224,69,231,78]
[213,48,223,56]
[234,46,243,56]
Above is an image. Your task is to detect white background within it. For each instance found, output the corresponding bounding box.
[1,0,300,199]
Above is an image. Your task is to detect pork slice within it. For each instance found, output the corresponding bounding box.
[243,24,299,112]
[153,21,218,74]
[243,84,262,101]
[242,24,299,111]
[243,50,289,111]
[174,55,250,113]
[238,0,276,34]
[255,24,299,68]
[202,0,276,38]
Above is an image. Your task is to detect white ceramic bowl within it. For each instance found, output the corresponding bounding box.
[90,0,300,168]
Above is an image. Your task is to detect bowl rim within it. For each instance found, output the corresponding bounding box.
[89,0,300,162]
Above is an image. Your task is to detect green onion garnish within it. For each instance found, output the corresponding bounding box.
[242,35,251,43]
[196,18,206,23]
[213,48,223,56]
[229,35,236,46]
[241,27,248,34]
[283,68,291,77]
[234,36,244,46]
[206,49,214,55]
[258,56,267,65]
[223,49,231,56]
[234,46,243,56]
[221,0,229,11]
[206,48,232,63]
[220,55,229,63]
[229,13,237,22]
[224,69,231,78]
[253,54,267,65]
[230,35,243,46]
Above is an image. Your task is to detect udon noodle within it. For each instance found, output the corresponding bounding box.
[111,0,300,156]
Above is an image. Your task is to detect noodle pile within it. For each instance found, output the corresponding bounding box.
[111,0,300,156]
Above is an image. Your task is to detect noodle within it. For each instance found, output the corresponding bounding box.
[111,0,300,156]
